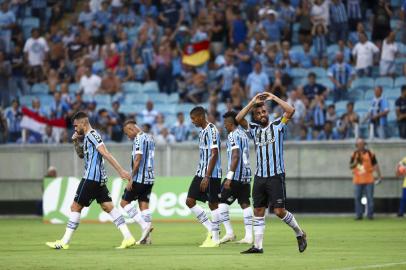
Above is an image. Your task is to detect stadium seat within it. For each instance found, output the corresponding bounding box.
[92,61,105,74]
[398,43,406,55]
[291,45,304,55]
[122,82,142,93]
[352,77,374,90]
[165,113,177,125]
[290,68,307,78]
[394,77,406,88]
[390,19,401,29]
[123,93,149,105]
[69,83,80,94]
[22,17,40,39]
[348,89,364,101]
[141,81,160,93]
[148,93,169,104]
[391,0,402,7]
[327,45,339,56]
[385,88,400,100]
[318,78,334,89]
[309,67,327,78]
[39,95,53,105]
[374,77,393,88]
[177,104,195,115]
[31,83,49,95]
[20,95,35,107]
[354,100,371,111]
[154,104,177,114]
[395,57,406,65]
[167,93,179,104]
[119,104,138,114]
[94,94,112,106]
[335,101,348,112]
[364,89,375,100]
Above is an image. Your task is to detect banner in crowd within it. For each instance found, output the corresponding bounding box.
[43,177,245,223]
[20,107,66,138]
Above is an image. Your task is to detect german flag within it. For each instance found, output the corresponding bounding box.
[182,40,210,67]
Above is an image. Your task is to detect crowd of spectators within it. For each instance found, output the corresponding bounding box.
[1,0,406,145]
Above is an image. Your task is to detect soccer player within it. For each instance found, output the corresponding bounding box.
[120,120,155,245]
[219,111,253,244]
[186,106,222,248]
[46,111,135,249]
[236,92,307,254]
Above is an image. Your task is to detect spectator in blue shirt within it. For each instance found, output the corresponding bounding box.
[260,10,284,44]
[218,55,239,102]
[368,86,390,139]
[234,42,252,82]
[329,0,349,43]
[4,99,22,142]
[140,0,159,19]
[245,62,269,98]
[50,92,70,119]
[115,4,138,27]
[328,52,355,102]
[312,23,328,67]
[230,9,247,47]
[171,112,190,142]
[78,3,94,29]
[296,42,316,68]
[0,2,16,53]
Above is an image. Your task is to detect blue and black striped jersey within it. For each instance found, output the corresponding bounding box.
[196,123,222,178]
[82,129,107,182]
[226,128,252,182]
[247,118,286,177]
[131,132,155,185]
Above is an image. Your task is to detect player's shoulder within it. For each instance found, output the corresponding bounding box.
[207,122,219,134]
[271,117,283,126]
[87,129,103,144]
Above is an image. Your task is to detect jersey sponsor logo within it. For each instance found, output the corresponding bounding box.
[210,126,218,145]
[91,130,102,144]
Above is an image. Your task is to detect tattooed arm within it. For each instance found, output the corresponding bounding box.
[72,132,84,159]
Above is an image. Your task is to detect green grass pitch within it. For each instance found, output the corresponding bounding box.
[0,217,405,270]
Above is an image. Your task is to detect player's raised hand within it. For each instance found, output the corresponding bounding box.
[72,132,83,142]
[261,92,275,101]
[200,176,209,192]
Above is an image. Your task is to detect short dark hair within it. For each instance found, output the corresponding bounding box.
[190,106,206,117]
[71,111,88,122]
[177,112,184,117]
[223,111,238,125]
[402,85,406,92]
[123,119,136,127]
[308,72,316,78]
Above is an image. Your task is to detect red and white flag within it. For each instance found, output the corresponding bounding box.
[20,107,66,136]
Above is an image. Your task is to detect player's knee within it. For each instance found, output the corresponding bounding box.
[71,202,83,212]
[101,203,113,212]
[253,208,265,217]
[273,208,286,218]
[240,203,250,209]
[185,198,196,208]
[208,202,218,210]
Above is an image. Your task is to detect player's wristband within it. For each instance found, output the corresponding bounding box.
[226,171,234,180]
